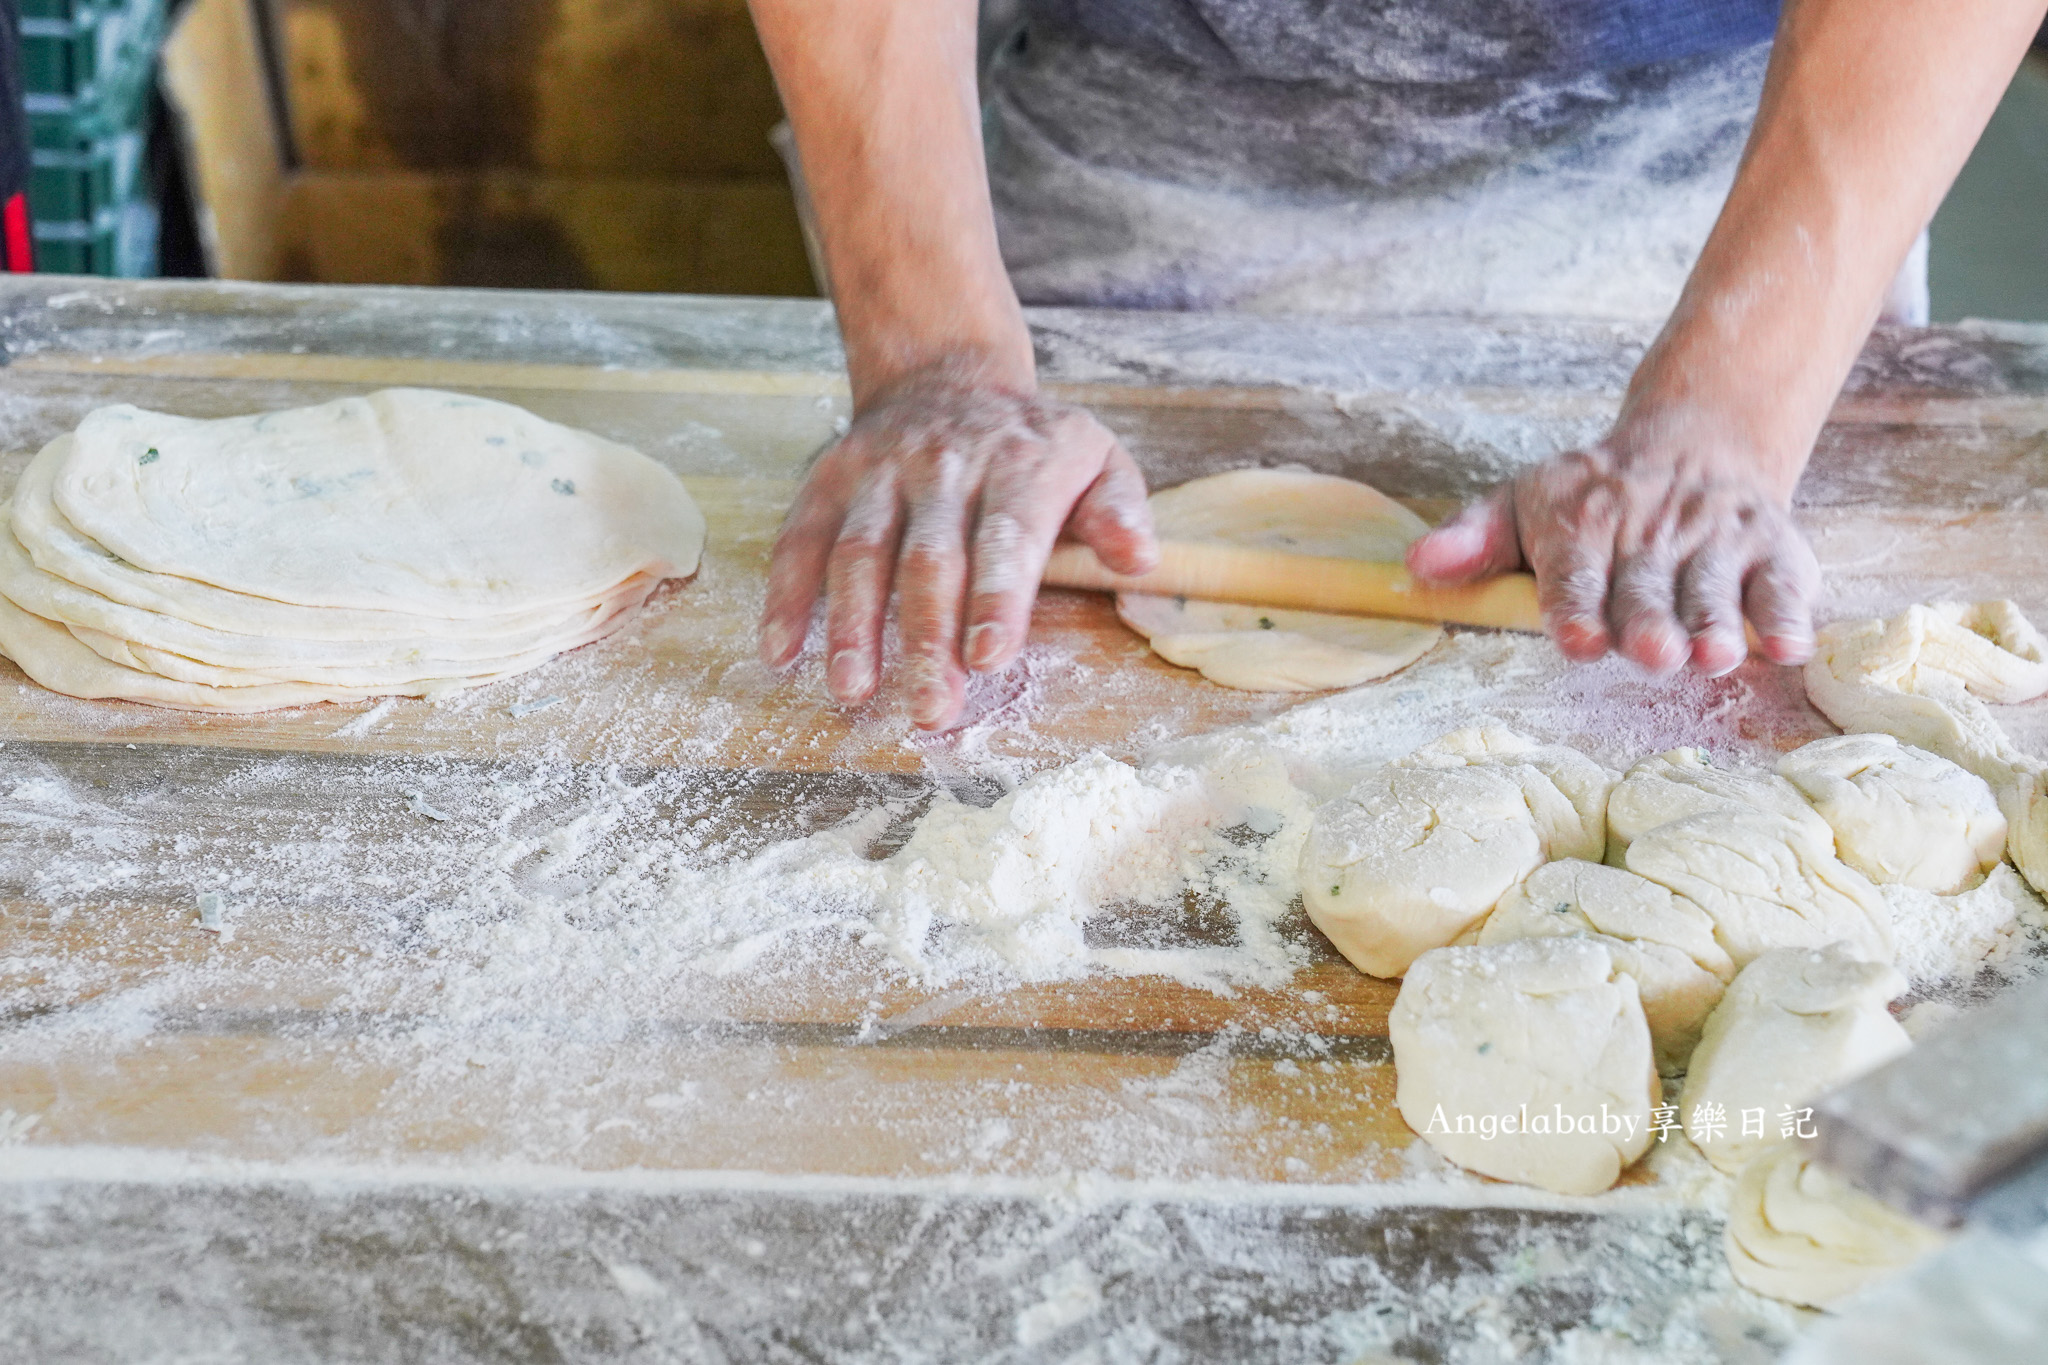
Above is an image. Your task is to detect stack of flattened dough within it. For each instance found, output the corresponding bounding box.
[1299,615,2048,1309]
[0,388,705,712]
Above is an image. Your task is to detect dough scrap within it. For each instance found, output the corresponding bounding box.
[1605,747,1835,862]
[1806,601,2048,897]
[1115,469,1442,691]
[47,389,704,617]
[1777,734,2006,894]
[1680,945,1910,1174]
[1390,937,1659,1196]
[1480,858,1733,1071]
[1623,809,1894,969]
[1724,1139,1948,1308]
[1301,727,1615,978]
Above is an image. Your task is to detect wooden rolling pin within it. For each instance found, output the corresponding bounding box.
[1042,540,1544,632]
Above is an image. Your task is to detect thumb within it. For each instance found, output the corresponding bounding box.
[1406,488,1523,586]
[1067,440,1158,576]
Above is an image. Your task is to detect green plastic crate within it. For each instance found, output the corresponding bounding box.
[19,0,166,139]
[32,196,158,277]
[28,126,144,221]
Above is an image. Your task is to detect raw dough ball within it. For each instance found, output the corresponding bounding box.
[1606,747,1835,863]
[1301,727,1615,977]
[1390,937,1659,1196]
[1115,468,1442,691]
[1303,763,1542,978]
[1777,734,2007,894]
[1623,809,1894,969]
[1680,945,1910,1174]
[1806,600,2048,898]
[1481,858,1734,1071]
[1724,1139,1948,1308]
[1397,726,1614,865]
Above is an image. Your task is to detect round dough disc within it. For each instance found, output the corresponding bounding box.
[1115,468,1443,692]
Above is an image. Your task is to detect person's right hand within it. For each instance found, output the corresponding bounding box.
[758,361,1158,730]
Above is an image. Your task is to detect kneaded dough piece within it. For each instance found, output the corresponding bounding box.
[0,591,469,711]
[1778,734,2007,894]
[9,442,606,644]
[1301,727,1615,977]
[1624,809,1894,968]
[1806,601,2048,898]
[1606,747,1835,862]
[1391,938,1659,1196]
[1482,859,1733,1070]
[45,389,705,617]
[1398,726,1615,864]
[1681,945,1911,1174]
[1115,469,1442,692]
[1302,762,1544,978]
[1725,1140,1948,1308]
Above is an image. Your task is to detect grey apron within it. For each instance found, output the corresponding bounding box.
[982,0,1782,319]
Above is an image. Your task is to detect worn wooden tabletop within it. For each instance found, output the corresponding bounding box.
[2,278,2045,1360]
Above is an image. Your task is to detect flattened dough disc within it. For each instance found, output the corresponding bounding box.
[1117,468,1444,691]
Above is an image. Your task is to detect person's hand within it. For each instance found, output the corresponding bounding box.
[1404,422,1820,678]
[759,361,1157,729]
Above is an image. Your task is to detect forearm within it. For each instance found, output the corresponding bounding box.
[1622,0,2046,490]
[748,0,1032,406]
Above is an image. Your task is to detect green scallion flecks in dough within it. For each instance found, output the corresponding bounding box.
[552,478,576,495]
[138,448,159,465]
[1258,616,1276,630]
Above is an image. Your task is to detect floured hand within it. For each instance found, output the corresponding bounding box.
[759,360,1157,729]
[1406,425,1819,678]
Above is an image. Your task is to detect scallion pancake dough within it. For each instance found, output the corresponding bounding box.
[10,439,612,643]
[0,591,424,711]
[0,506,656,676]
[46,388,704,617]
[1115,468,1443,691]
[0,389,704,711]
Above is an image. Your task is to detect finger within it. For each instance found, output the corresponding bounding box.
[1608,532,1690,676]
[1405,487,1523,585]
[822,470,903,705]
[1066,437,1157,576]
[1524,481,1617,662]
[1676,540,1752,678]
[964,425,1126,674]
[1743,537,1821,666]
[759,479,845,669]
[894,465,975,730]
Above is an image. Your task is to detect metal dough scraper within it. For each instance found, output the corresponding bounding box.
[1789,972,2048,1363]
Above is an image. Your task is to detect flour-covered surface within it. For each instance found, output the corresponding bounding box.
[5,281,2048,1362]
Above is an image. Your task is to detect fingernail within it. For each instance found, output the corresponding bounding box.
[964,622,1006,670]
[828,649,873,700]
[761,618,801,666]
[910,681,949,728]
[1763,634,1815,666]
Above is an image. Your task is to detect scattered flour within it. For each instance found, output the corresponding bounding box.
[1884,864,2047,988]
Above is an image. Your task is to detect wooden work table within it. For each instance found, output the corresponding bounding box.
[2,278,2046,1359]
